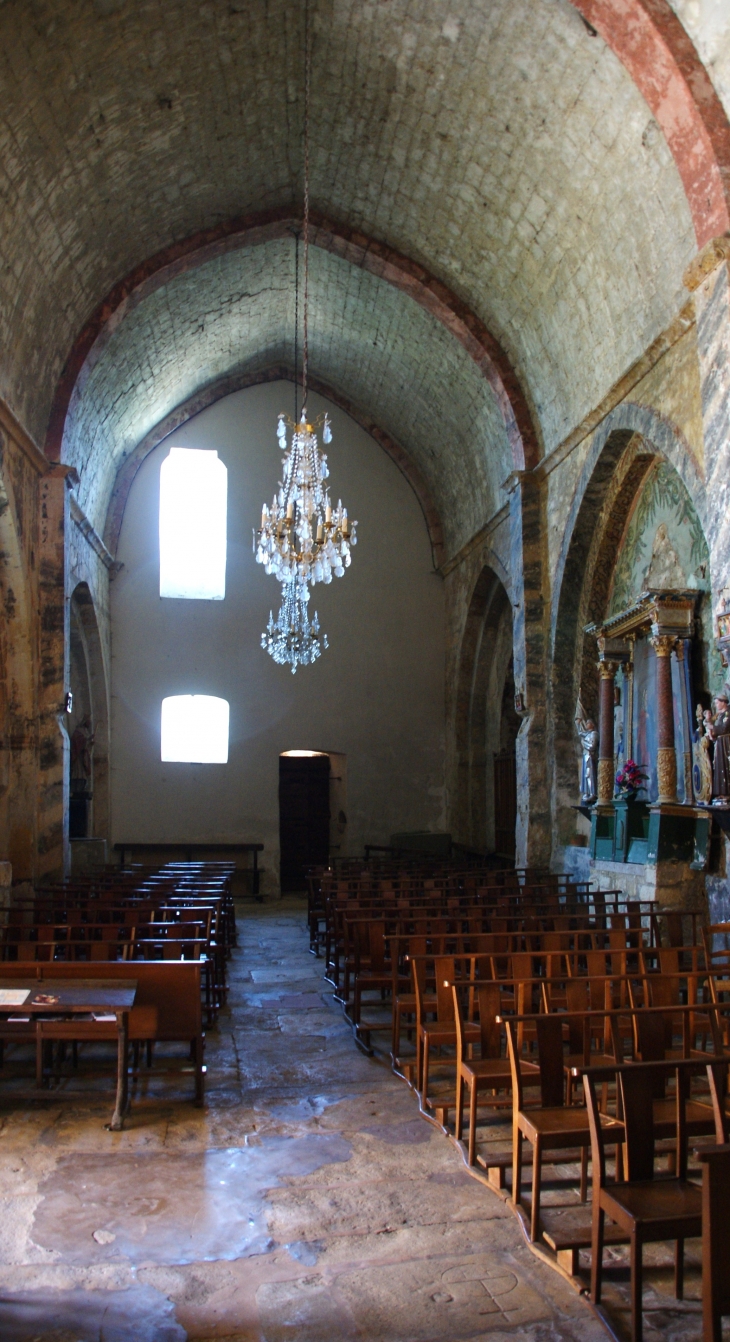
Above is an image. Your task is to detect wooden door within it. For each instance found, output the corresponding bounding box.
[279,754,331,892]
[493,748,516,858]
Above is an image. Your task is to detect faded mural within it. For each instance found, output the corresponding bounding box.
[608,459,723,703]
[609,461,709,613]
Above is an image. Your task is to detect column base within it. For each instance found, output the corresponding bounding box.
[646,803,710,869]
[588,801,711,874]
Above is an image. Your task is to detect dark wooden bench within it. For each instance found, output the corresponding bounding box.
[0,961,204,1105]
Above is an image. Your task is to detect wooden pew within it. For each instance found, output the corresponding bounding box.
[0,960,205,1105]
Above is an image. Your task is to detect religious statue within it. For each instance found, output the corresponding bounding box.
[693,703,714,803]
[575,702,598,804]
[70,716,94,795]
[707,693,730,804]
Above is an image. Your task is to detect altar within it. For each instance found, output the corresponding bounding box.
[583,589,715,908]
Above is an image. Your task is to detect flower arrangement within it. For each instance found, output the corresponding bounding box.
[615,759,647,796]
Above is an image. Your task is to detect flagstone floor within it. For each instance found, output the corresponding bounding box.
[0,900,707,1340]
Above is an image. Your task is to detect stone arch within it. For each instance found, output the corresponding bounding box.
[44,211,538,475]
[454,566,516,854]
[549,404,709,849]
[570,0,730,247]
[69,583,110,845]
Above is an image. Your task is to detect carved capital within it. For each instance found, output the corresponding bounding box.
[650,635,676,658]
[598,660,618,679]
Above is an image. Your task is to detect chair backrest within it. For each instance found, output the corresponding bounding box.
[585,949,608,979]
[368,921,387,972]
[618,1067,657,1181]
[664,912,685,948]
[476,982,501,1059]
[561,979,591,1056]
[434,958,455,1022]
[534,1014,566,1108]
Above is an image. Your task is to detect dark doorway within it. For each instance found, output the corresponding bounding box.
[279,752,331,892]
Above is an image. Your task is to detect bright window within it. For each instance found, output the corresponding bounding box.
[159,447,227,599]
[160,695,230,763]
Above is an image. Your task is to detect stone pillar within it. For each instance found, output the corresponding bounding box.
[37,466,71,881]
[597,661,617,804]
[684,237,730,605]
[651,635,678,804]
[505,470,550,868]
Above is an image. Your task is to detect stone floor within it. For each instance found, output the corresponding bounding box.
[0,900,708,1340]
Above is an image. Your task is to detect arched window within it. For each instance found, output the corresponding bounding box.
[159,448,227,599]
[160,695,230,763]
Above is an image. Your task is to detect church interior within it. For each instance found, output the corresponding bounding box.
[2,1,730,1339]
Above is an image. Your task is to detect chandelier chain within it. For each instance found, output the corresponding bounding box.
[302,0,310,409]
[294,230,299,421]
[256,0,357,672]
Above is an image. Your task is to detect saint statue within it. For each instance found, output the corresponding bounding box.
[70,716,94,793]
[575,704,598,804]
[707,693,730,804]
[693,703,713,804]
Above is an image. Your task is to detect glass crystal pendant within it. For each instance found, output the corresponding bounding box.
[261,576,328,674]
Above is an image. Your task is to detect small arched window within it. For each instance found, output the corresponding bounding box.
[159,447,227,599]
[160,695,230,763]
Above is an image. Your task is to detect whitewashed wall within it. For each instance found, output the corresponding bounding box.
[110,382,445,887]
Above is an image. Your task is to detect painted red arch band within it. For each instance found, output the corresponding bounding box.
[45,210,538,473]
[571,0,730,246]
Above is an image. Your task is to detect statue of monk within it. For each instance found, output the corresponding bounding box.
[708,694,730,803]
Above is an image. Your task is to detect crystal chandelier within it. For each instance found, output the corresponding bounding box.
[256,411,357,587]
[256,0,356,671]
[261,577,328,673]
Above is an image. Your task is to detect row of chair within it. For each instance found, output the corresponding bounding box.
[318,850,730,1341]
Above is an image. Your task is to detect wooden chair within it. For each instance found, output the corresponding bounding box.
[350,921,393,1037]
[390,938,432,1075]
[505,1015,623,1242]
[415,957,479,1112]
[632,1009,716,1155]
[584,1064,702,1342]
[452,982,538,1165]
[543,979,617,1103]
[696,1143,730,1342]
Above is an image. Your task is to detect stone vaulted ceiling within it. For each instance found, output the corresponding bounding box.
[66,240,511,558]
[0,0,699,555]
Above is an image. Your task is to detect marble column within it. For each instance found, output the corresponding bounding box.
[597,661,617,804]
[651,635,678,804]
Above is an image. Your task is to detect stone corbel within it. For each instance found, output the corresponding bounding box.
[683,233,730,292]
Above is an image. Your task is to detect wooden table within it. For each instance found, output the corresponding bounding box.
[0,978,137,1130]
